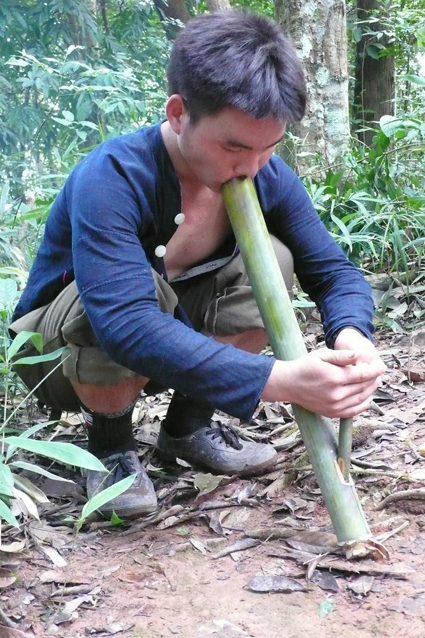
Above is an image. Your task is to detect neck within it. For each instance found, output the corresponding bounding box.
[161,121,207,194]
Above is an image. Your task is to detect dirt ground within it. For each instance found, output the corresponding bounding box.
[2,328,425,638]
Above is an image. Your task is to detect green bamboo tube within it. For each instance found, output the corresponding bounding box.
[222,177,371,545]
[338,417,353,481]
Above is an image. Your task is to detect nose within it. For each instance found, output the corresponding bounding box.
[233,153,262,179]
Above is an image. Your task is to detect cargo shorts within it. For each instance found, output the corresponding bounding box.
[9,236,293,412]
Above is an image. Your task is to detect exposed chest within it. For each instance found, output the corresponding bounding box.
[164,191,232,282]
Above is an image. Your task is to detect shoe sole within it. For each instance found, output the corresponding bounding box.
[156,447,277,478]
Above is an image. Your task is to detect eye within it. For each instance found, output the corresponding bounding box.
[223,145,241,153]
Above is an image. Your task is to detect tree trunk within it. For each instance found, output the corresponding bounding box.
[354,0,395,146]
[68,0,97,49]
[207,0,231,11]
[275,0,350,174]
[97,0,109,35]
[153,0,190,40]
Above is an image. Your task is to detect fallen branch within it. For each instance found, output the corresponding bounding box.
[271,549,412,579]
[375,488,425,511]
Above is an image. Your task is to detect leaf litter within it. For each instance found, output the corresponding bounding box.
[3,330,425,635]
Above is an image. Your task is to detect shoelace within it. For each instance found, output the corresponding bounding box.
[104,452,139,483]
[208,422,243,450]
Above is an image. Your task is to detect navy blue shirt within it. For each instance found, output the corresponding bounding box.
[13,123,374,420]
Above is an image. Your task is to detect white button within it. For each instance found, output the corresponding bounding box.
[155,245,167,258]
[174,213,185,225]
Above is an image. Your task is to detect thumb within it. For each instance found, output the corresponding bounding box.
[317,349,357,367]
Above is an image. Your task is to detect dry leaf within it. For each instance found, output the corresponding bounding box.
[246,574,306,593]
[0,541,26,554]
[220,508,251,531]
[0,625,30,638]
[12,475,49,504]
[311,571,339,592]
[39,569,78,584]
[190,538,207,555]
[285,531,338,555]
[0,568,16,589]
[259,477,287,498]
[212,538,259,559]
[347,575,375,596]
[12,488,40,521]
[402,367,425,382]
[39,545,67,567]
[194,473,226,497]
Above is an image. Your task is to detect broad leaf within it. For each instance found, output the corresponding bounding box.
[0,499,19,527]
[380,115,404,138]
[13,487,40,520]
[12,474,49,504]
[0,463,14,498]
[7,330,44,361]
[0,463,14,489]
[4,438,107,472]
[13,346,68,366]
[0,279,18,311]
[404,74,425,87]
[5,421,60,461]
[79,474,136,522]
[10,461,75,483]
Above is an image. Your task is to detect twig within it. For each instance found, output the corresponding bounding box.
[0,607,18,628]
[351,467,405,478]
[370,400,385,415]
[375,488,425,511]
[376,520,410,543]
[244,528,297,541]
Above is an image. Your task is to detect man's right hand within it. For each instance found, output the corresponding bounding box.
[262,348,384,419]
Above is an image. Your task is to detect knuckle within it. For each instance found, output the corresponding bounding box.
[329,389,342,403]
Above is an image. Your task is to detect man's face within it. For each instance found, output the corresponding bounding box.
[176,106,286,192]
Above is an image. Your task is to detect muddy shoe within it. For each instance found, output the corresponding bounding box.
[86,450,157,518]
[156,422,277,477]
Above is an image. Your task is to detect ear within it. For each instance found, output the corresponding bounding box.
[166,94,187,135]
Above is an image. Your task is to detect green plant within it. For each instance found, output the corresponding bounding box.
[0,314,135,531]
[303,112,425,279]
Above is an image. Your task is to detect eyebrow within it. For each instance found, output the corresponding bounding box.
[225,135,284,150]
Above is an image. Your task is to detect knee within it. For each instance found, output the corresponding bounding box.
[71,376,148,413]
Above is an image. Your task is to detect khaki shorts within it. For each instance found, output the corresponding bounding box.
[10,236,293,412]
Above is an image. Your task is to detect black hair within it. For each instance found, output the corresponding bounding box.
[167,10,307,124]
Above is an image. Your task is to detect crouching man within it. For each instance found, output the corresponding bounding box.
[10,11,385,518]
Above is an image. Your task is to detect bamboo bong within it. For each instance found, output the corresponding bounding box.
[222,177,372,549]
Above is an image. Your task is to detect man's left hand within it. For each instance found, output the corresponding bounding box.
[334,327,386,381]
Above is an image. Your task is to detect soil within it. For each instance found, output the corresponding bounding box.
[3,329,425,638]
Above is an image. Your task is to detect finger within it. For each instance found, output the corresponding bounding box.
[330,377,379,404]
[341,361,386,385]
[336,395,375,418]
[317,349,357,367]
[333,382,378,415]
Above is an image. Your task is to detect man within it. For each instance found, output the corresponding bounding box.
[10,11,385,518]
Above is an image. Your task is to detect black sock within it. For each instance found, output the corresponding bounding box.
[162,392,215,438]
[82,403,137,458]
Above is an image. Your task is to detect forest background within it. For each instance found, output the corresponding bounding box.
[1,0,424,332]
